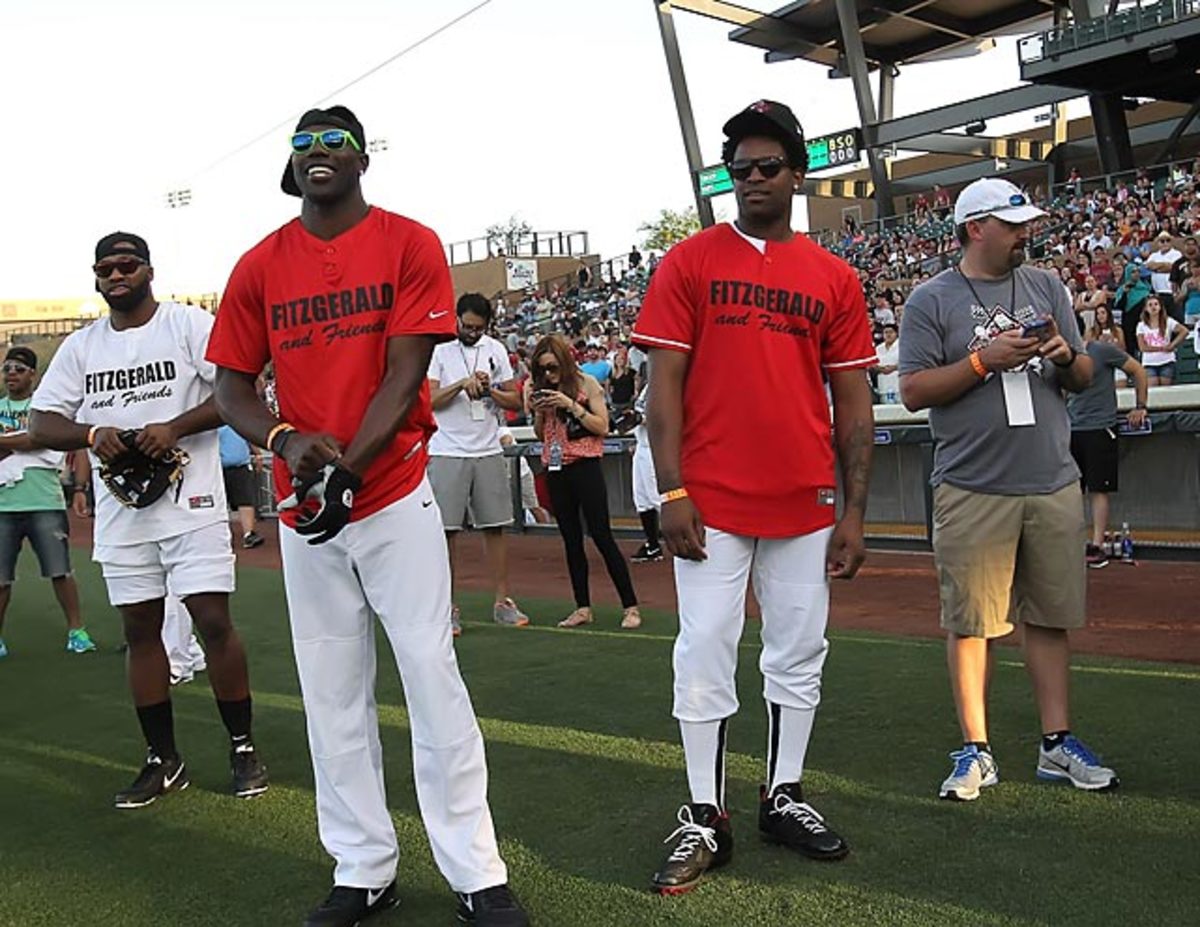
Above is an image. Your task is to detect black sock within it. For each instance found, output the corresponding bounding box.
[217,697,253,741]
[966,740,991,753]
[136,700,177,761]
[1042,730,1070,751]
[639,509,660,548]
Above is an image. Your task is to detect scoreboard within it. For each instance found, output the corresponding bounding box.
[696,127,864,198]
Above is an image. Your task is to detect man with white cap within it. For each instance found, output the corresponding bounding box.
[899,178,1120,802]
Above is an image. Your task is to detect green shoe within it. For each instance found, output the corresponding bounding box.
[66,628,97,654]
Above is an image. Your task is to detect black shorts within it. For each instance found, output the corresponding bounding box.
[222,465,257,509]
[1070,428,1119,493]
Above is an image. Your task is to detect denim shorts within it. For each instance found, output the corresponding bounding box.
[0,509,72,584]
[1144,361,1177,381]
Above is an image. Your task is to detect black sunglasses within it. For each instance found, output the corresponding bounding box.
[727,156,789,181]
[93,258,146,278]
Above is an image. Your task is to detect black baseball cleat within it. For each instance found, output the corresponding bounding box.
[231,741,270,799]
[650,802,733,895]
[114,751,189,809]
[303,881,398,927]
[455,884,529,925]
[758,783,848,860]
[243,531,265,549]
[631,543,663,563]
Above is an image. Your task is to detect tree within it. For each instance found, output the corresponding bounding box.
[486,215,533,257]
[638,206,701,252]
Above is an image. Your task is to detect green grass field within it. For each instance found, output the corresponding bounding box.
[1,559,1197,926]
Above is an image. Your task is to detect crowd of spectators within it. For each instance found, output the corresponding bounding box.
[484,157,1200,411]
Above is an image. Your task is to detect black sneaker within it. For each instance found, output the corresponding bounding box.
[631,543,663,563]
[758,783,848,860]
[455,884,529,926]
[231,741,269,799]
[650,803,733,895]
[1085,543,1109,569]
[304,882,397,927]
[243,531,265,549]
[114,751,189,809]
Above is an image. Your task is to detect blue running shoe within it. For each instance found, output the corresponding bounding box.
[1037,735,1118,790]
[67,628,97,654]
[939,744,999,801]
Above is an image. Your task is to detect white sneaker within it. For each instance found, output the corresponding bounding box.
[939,745,999,801]
[1037,735,1119,790]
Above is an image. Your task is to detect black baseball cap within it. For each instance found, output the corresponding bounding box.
[95,232,151,265]
[722,100,808,171]
[5,346,37,370]
[281,105,367,197]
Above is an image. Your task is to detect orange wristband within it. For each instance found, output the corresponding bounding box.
[661,487,689,505]
[265,422,295,453]
[969,351,988,379]
[86,425,98,448]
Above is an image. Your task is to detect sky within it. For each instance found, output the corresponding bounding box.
[0,0,1065,300]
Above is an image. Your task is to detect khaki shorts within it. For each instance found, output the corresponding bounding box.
[932,482,1086,639]
[428,453,513,531]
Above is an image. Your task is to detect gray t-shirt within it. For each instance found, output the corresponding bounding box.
[899,264,1085,495]
[1068,341,1129,431]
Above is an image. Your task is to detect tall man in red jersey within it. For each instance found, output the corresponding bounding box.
[633,101,877,894]
[208,107,527,927]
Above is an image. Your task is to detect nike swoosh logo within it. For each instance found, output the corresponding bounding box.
[1044,757,1071,771]
[366,888,387,907]
[429,310,449,319]
[163,765,184,788]
[422,499,433,508]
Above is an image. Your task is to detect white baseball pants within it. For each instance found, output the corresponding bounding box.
[673,526,833,720]
[279,477,507,893]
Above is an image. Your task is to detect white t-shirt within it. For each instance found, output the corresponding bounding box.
[1136,317,1183,366]
[875,340,901,400]
[32,302,227,546]
[427,334,514,457]
[1150,248,1182,293]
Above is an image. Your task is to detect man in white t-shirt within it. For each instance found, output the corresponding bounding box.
[874,324,900,403]
[30,232,267,809]
[427,293,528,634]
[1146,232,1183,318]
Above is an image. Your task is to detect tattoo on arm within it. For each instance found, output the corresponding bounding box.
[838,417,873,515]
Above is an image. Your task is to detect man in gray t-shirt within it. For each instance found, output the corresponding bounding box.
[1067,340,1148,567]
[899,178,1118,803]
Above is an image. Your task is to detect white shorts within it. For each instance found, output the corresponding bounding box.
[632,444,659,513]
[95,521,235,607]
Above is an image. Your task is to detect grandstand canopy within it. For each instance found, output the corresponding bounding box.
[728,0,1057,66]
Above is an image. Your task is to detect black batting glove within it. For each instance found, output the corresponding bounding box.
[288,464,363,545]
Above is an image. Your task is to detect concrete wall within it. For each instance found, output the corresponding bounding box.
[449,254,596,299]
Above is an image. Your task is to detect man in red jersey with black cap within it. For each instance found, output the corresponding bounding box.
[208,106,527,927]
[633,100,877,894]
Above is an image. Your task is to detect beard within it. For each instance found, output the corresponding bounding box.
[102,278,151,313]
[458,331,482,346]
[1007,246,1027,269]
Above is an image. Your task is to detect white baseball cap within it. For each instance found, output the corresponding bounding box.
[953,178,1046,225]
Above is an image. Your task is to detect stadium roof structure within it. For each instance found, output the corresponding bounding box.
[727,0,1057,68]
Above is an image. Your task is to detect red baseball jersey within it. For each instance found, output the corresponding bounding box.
[632,224,876,538]
[207,207,455,525]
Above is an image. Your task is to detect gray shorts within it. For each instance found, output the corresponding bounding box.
[428,454,514,531]
[0,509,72,585]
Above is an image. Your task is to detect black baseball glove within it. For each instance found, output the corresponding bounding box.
[279,463,362,545]
[99,429,191,509]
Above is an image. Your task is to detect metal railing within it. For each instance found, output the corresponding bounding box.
[1018,0,1200,65]
[1048,157,1196,200]
[443,230,589,267]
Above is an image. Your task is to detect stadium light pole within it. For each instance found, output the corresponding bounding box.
[653,1,716,229]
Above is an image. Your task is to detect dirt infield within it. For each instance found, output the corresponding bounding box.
[69,515,1199,664]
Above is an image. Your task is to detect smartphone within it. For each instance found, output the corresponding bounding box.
[1022,318,1052,340]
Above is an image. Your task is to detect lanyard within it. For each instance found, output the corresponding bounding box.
[958,266,1017,319]
[458,341,481,377]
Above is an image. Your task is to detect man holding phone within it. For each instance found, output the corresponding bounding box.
[899,177,1119,802]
